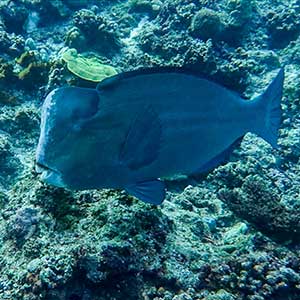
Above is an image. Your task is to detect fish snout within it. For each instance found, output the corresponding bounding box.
[35,162,45,174]
[35,161,53,174]
[34,161,65,188]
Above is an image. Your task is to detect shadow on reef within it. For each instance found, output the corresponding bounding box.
[44,270,143,300]
[39,209,177,300]
[31,185,84,231]
[45,269,179,300]
[166,154,300,245]
[218,173,300,245]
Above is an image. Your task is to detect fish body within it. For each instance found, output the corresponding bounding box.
[36,68,284,204]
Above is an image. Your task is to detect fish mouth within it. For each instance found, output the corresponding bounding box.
[35,162,54,174]
[35,162,65,188]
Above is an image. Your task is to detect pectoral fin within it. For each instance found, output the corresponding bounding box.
[119,105,162,170]
[125,179,166,205]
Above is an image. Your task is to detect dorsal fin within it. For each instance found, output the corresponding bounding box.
[96,67,245,95]
[96,67,211,90]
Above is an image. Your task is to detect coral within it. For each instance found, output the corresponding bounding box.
[31,184,82,230]
[16,50,37,66]
[5,207,40,246]
[15,50,50,89]
[0,31,12,55]
[0,58,15,83]
[24,37,36,51]
[0,134,21,188]
[266,3,300,48]
[206,250,300,300]
[218,174,300,243]
[214,48,256,92]
[0,31,25,57]
[0,3,28,34]
[22,190,173,299]
[61,48,117,82]
[0,105,40,148]
[73,8,99,34]
[134,7,256,92]
[64,26,86,50]
[205,290,236,300]
[138,24,217,69]
[70,8,121,54]
[45,62,69,92]
[190,8,224,40]
[221,222,251,253]
[225,0,253,27]
[211,0,255,45]
[279,125,300,165]
[0,191,7,209]
[78,243,137,283]
[18,61,49,82]
[128,0,162,18]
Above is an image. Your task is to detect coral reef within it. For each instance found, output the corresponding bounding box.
[1,0,300,299]
[0,3,28,34]
[266,2,300,48]
[67,8,122,55]
[128,0,162,18]
[0,133,21,189]
[218,175,300,243]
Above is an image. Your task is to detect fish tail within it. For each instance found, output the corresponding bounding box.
[252,68,284,148]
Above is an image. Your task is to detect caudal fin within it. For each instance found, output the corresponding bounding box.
[253,68,284,148]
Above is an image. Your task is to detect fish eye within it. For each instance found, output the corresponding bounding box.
[72,123,82,132]
[71,109,82,122]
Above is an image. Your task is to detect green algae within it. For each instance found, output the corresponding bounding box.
[61,48,117,82]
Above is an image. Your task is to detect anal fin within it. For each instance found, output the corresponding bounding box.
[195,136,244,174]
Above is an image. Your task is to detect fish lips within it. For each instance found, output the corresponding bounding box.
[35,162,65,188]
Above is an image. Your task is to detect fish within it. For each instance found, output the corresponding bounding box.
[35,67,284,205]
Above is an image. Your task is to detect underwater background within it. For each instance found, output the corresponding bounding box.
[0,0,300,299]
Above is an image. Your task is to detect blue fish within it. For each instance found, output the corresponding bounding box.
[36,68,284,205]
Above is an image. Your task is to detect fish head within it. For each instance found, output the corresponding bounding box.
[36,87,100,188]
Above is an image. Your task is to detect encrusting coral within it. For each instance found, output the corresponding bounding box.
[61,48,117,82]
